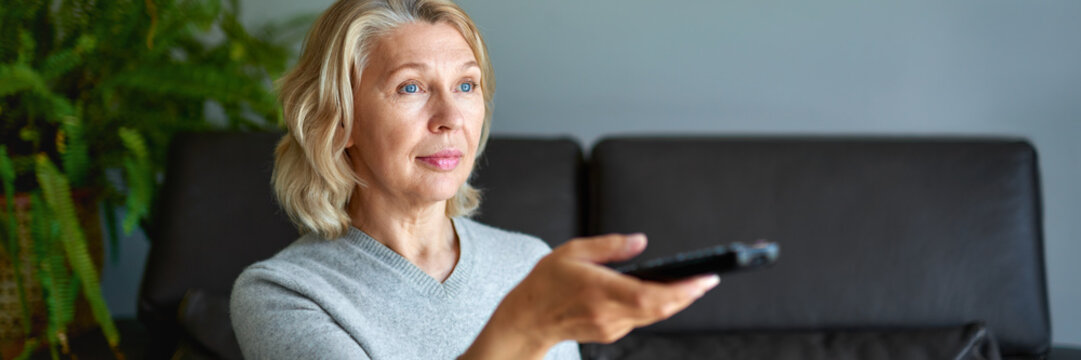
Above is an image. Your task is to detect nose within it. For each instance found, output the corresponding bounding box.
[428,89,464,133]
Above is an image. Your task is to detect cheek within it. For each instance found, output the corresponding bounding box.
[457,100,485,176]
[372,125,418,165]
[463,98,486,139]
[356,111,416,169]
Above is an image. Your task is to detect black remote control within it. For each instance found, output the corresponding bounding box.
[614,240,779,282]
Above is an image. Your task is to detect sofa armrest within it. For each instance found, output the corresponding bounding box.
[177,289,243,360]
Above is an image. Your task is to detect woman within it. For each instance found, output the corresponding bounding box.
[230,0,721,358]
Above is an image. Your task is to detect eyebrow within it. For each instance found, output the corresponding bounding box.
[388,62,427,76]
[386,60,480,78]
[460,61,479,71]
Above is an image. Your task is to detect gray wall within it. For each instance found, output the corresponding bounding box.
[107,0,1081,346]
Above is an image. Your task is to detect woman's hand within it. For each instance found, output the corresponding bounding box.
[462,234,721,359]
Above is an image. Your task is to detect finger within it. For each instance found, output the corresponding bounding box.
[623,274,722,326]
[622,273,722,304]
[598,269,721,312]
[558,233,648,264]
[663,274,721,300]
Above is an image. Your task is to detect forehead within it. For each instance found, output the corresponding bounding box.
[366,21,476,72]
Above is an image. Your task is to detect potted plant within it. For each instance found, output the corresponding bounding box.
[0,0,308,358]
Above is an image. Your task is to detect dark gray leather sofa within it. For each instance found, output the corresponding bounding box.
[135,132,1079,359]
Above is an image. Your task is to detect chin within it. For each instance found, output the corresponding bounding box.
[413,172,468,203]
[419,183,463,203]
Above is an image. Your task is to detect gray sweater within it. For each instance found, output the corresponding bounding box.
[230,217,581,359]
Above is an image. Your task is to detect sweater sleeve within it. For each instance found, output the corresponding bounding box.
[231,265,372,360]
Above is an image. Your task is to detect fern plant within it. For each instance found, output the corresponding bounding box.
[0,0,307,358]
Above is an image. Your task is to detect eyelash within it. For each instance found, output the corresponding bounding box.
[398,81,423,94]
[396,80,479,94]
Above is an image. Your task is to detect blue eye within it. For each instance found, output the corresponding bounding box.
[403,83,419,93]
[459,82,473,92]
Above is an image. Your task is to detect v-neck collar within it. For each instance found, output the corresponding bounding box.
[343,217,475,298]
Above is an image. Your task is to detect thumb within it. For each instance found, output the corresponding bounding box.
[561,233,648,264]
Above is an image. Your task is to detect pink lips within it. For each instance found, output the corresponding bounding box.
[417,149,462,171]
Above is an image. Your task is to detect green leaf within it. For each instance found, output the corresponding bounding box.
[0,63,47,97]
[0,3,304,351]
[56,0,91,43]
[39,34,97,80]
[1,3,46,63]
[35,155,120,349]
[0,63,77,122]
[60,116,90,186]
[65,272,82,323]
[118,127,152,234]
[120,157,149,234]
[117,127,150,167]
[17,28,35,64]
[0,145,16,214]
[30,192,69,341]
[20,89,77,123]
[102,63,274,113]
[1,146,18,256]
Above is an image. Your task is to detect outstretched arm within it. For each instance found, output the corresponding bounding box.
[461,234,721,359]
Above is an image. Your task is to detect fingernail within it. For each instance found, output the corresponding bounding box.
[627,233,646,249]
[696,275,721,296]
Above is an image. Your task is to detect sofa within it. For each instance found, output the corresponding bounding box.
[135,131,1079,359]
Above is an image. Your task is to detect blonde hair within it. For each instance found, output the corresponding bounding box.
[272,0,495,239]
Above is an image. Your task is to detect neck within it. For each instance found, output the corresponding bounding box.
[347,186,459,280]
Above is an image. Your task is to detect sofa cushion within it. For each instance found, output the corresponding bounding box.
[580,323,1001,360]
[589,137,1048,357]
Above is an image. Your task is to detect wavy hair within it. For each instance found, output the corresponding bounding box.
[272,0,495,239]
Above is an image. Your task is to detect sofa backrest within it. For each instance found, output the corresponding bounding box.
[471,137,586,247]
[589,137,1049,357]
[141,133,1050,358]
[139,132,298,358]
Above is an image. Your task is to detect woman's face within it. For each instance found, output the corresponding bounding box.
[346,21,485,208]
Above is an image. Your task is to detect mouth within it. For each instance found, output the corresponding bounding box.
[416,149,463,171]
